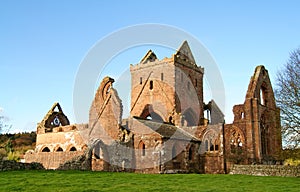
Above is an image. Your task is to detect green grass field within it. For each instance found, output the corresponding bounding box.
[0,171,299,192]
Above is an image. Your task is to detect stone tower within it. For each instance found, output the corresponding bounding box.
[130,41,204,126]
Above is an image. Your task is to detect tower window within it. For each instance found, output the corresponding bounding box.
[140,77,142,85]
[161,73,164,81]
[150,80,153,90]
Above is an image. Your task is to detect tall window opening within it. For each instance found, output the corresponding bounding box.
[139,141,146,156]
[260,116,267,155]
[205,140,209,152]
[172,145,177,159]
[150,80,153,90]
[260,87,268,106]
[188,147,193,160]
[140,77,143,85]
[161,73,164,81]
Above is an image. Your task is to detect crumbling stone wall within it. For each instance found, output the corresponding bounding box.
[230,165,300,177]
[57,150,91,171]
[25,151,85,169]
[0,160,44,171]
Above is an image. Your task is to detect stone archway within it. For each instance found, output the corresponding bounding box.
[140,104,165,122]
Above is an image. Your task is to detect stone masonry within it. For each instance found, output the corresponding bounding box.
[25,41,282,173]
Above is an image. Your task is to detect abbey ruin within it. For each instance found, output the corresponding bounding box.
[25,41,282,173]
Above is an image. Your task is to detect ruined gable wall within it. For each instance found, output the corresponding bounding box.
[225,66,282,166]
[89,77,123,145]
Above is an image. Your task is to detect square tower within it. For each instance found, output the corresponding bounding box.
[130,41,204,126]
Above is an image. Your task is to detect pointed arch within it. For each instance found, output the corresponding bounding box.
[229,126,245,152]
[55,147,63,152]
[41,146,50,152]
[140,104,164,122]
[70,147,77,151]
[202,127,221,152]
[246,66,276,109]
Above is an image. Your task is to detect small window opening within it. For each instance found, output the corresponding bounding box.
[105,85,111,95]
[188,147,193,160]
[142,143,145,156]
[140,77,142,85]
[42,147,50,152]
[70,147,77,151]
[150,80,153,90]
[169,116,173,124]
[56,147,63,152]
[139,141,146,156]
[215,145,219,151]
[210,140,214,151]
[161,73,164,81]
[205,140,209,151]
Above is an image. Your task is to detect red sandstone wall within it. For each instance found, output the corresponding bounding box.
[25,151,84,169]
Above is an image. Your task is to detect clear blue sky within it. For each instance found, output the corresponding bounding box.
[1,0,299,133]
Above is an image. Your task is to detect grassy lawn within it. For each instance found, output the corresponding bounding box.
[0,171,299,192]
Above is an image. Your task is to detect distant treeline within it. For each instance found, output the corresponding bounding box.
[0,132,36,148]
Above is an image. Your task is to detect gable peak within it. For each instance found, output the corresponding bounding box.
[176,41,196,64]
[140,50,157,64]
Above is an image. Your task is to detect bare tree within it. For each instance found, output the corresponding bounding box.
[0,115,12,134]
[275,48,300,148]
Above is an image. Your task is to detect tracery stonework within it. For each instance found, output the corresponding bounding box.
[25,41,282,173]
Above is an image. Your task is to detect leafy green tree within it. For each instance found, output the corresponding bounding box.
[275,48,300,148]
